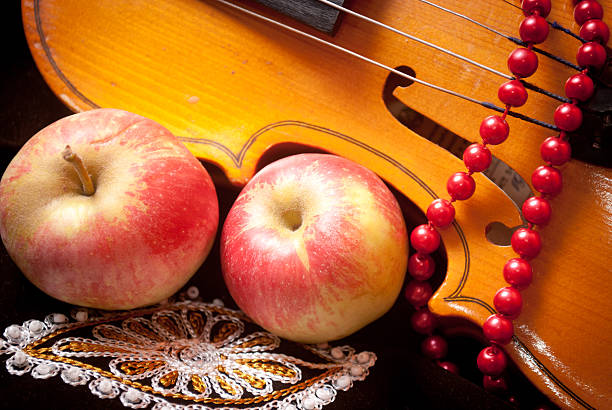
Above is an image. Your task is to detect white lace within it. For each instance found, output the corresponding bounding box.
[1,288,375,409]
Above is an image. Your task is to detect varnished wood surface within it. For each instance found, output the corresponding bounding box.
[21,0,611,408]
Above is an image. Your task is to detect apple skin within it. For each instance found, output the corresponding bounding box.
[220,154,408,343]
[0,109,219,310]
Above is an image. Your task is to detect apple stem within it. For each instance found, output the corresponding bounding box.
[62,145,95,196]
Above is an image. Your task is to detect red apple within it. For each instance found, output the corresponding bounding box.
[0,109,218,309]
[220,154,408,343]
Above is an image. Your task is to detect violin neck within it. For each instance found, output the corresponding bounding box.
[253,0,344,33]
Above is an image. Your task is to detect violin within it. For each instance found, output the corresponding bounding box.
[22,0,611,407]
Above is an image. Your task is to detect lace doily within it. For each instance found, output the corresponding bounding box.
[0,288,375,409]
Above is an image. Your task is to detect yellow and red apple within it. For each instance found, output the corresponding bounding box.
[0,109,219,310]
[220,154,408,343]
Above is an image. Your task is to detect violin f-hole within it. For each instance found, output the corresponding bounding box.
[382,66,531,246]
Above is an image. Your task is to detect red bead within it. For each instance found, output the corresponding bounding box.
[565,73,595,102]
[508,48,539,78]
[410,224,440,254]
[427,199,455,228]
[554,103,583,132]
[411,309,437,334]
[477,345,507,376]
[522,196,552,225]
[404,280,433,308]
[408,253,435,281]
[421,335,448,360]
[494,287,523,319]
[480,116,510,145]
[447,172,476,201]
[483,314,514,345]
[574,0,604,26]
[519,15,550,44]
[463,143,492,173]
[532,165,563,196]
[503,258,533,289]
[580,19,610,44]
[521,0,551,17]
[541,136,572,166]
[511,227,542,259]
[439,361,460,374]
[498,80,528,107]
[576,42,607,69]
[483,375,508,393]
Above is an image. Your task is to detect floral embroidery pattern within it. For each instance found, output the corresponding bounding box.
[1,290,375,409]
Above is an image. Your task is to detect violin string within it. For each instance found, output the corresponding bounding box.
[500,0,587,43]
[317,0,579,103]
[500,0,524,11]
[317,0,511,80]
[418,0,509,38]
[498,0,586,62]
[529,43,581,71]
[550,21,587,43]
[417,0,581,71]
[315,0,569,103]
[211,0,558,131]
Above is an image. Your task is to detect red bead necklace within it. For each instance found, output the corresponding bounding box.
[403,0,609,400]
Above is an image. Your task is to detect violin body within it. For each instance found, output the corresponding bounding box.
[22,0,611,408]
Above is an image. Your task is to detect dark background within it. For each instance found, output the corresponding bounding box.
[0,2,555,409]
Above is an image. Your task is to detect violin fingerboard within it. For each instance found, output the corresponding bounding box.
[253,0,344,34]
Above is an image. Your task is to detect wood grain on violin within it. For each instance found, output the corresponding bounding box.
[22,0,611,408]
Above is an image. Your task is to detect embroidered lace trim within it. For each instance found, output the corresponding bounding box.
[1,288,375,409]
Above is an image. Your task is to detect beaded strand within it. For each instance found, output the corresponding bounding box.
[403,0,608,399]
